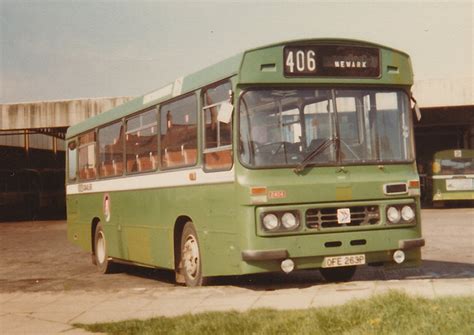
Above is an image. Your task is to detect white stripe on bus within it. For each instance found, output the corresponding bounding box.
[66,168,235,195]
[431,174,474,180]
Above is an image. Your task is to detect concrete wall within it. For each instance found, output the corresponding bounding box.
[0,97,133,130]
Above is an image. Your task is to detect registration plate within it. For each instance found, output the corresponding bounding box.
[322,254,365,268]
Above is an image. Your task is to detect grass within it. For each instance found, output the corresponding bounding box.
[76,291,474,335]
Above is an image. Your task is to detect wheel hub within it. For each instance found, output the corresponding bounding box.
[96,231,106,264]
[182,235,199,279]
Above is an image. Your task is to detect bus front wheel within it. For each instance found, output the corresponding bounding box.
[180,222,207,287]
[94,223,115,274]
[320,266,356,282]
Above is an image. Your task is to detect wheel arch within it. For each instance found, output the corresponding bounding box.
[91,217,101,255]
[173,215,193,271]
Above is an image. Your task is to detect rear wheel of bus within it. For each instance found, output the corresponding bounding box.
[180,222,207,287]
[320,266,356,282]
[94,222,116,274]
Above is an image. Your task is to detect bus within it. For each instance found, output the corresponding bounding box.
[66,38,425,286]
[423,149,474,206]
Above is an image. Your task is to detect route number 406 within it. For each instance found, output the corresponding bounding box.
[285,49,317,74]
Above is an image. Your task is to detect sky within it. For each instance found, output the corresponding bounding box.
[0,0,472,104]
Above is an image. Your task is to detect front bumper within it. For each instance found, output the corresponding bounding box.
[241,238,425,262]
[242,249,289,261]
[398,238,425,250]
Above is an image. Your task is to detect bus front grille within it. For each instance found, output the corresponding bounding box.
[305,206,380,229]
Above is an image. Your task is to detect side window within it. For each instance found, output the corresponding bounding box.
[160,95,197,169]
[203,82,233,171]
[67,141,77,182]
[126,108,158,173]
[78,131,97,181]
[98,121,124,178]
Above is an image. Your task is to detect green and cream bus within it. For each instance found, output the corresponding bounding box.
[424,149,474,206]
[66,39,425,286]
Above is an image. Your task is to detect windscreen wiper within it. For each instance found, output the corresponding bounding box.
[293,137,338,174]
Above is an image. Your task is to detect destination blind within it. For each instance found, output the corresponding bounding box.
[284,45,380,77]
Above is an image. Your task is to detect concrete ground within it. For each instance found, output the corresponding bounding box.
[0,208,473,334]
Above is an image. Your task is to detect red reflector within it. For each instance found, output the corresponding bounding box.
[409,180,420,188]
[251,187,267,196]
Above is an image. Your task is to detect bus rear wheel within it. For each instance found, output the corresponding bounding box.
[180,222,207,287]
[94,222,115,274]
[320,266,356,282]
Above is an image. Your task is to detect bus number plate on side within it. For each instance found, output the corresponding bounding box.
[322,254,365,268]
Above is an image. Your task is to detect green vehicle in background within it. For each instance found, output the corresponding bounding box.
[423,149,474,206]
[66,38,424,286]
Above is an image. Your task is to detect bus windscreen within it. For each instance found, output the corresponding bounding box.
[239,88,413,168]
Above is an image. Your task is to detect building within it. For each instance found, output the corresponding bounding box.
[0,97,133,220]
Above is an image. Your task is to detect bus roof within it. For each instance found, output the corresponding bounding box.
[66,38,412,139]
[247,37,410,57]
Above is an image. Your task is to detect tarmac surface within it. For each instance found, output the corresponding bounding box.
[1,207,473,334]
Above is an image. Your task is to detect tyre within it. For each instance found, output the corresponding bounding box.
[433,201,444,208]
[94,222,115,274]
[179,222,207,287]
[320,266,356,282]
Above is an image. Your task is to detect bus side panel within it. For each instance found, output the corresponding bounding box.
[200,182,241,277]
[68,181,243,276]
[67,192,123,259]
[115,188,164,266]
[102,181,242,275]
[167,181,241,277]
[66,194,90,251]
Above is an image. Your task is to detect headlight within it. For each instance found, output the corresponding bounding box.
[387,206,401,224]
[262,213,279,230]
[401,205,415,222]
[281,212,298,229]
